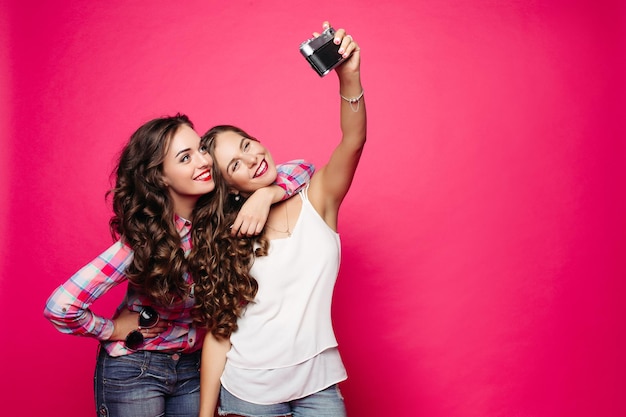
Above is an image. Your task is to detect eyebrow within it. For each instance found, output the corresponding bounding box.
[225,137,247,174]
[175,148,191,158]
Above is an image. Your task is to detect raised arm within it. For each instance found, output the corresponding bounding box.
[231,159,314,236]
[308,22,366,227]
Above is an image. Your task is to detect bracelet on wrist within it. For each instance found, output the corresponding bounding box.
[340,89,364,112]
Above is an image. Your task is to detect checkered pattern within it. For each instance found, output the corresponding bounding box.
[43,161,314,356]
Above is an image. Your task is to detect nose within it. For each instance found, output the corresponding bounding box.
[241,153,256,167]
[198,152,213,168]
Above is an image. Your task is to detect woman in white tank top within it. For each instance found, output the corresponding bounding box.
[195,21,367,417]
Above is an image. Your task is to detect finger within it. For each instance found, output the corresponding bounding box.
[152,321,170,333]
[232,215,243,230]
[239,221,256,237]
[236,223,248,237]
[254,220,265,235]
[250,218,267,236]
[147,328,166,337]
[238,219,252,236]
[141,329,158,340]
[334,29,352,54]
[314,21,331,38]
[333,27,346,44]
[342,39,359,58]
[143,324,168,338]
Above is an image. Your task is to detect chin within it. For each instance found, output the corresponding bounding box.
[245,177,275,194]
[199,182,215,194]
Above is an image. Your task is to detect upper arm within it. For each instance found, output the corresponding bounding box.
[318,137,365,203]
[309,127,366,224]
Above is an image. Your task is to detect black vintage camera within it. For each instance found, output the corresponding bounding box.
[299,27,349,77]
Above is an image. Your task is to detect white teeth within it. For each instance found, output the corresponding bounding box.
[255,160,267,178]
[195,171,211,180]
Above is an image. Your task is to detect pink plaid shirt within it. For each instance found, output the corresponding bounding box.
[44,160,314,356]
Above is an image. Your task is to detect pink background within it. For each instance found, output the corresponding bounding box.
[2,1,624,416]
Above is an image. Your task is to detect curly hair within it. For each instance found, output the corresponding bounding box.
[189,125,269,338]
[107,114,193,306]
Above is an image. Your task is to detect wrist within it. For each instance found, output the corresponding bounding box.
[269,185,286,204]
[339,89,364,112]
[340,89,364,103]
[339,81,363,97]
[251,186,276,204]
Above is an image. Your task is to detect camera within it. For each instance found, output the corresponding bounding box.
[299,27,349,77]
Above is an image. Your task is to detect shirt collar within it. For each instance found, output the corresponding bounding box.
[174,214,192,236]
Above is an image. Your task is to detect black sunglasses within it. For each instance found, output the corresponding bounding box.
[124,306,159,350]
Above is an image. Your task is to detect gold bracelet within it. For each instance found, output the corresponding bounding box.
[340,89,364,112]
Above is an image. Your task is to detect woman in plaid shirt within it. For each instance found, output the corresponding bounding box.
[43,114,313,417]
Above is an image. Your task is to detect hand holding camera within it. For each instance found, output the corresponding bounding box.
[300,22,360,77]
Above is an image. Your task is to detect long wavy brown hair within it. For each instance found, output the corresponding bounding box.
[108,114,195,306]
[189,125,269,338]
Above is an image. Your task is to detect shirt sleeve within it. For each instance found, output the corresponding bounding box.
[274,159,316,201]
[43,240,134,341]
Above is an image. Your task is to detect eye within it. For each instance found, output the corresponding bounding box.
[231,160,240,172]
[180,154,190,162]
[199,144,208,153]
[243,140,250,152]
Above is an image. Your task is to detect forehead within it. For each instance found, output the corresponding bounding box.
[215,130,244,146]
[166,125,200,152]
[214,131,244,158]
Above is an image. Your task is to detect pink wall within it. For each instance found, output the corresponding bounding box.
[2,1,624,416]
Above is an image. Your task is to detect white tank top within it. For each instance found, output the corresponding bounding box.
[221,189,347,404]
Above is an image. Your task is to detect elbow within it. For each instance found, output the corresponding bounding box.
[43,294,60,321]
[43,294,76,331]
[357,134,367,153]
[43,302,67,329]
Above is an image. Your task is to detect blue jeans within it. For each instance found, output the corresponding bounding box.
[94,346,201,417]
[218,384,346,417]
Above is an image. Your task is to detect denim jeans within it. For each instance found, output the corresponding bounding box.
[94,346,201,417]
[218,384,346,417]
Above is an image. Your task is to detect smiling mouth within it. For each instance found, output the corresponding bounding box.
[194,170,212,181]
[254,160,268,178]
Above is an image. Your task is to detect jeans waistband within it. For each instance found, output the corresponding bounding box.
[98,344,201,361]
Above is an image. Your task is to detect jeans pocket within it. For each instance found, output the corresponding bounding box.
[102,353,147,386]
